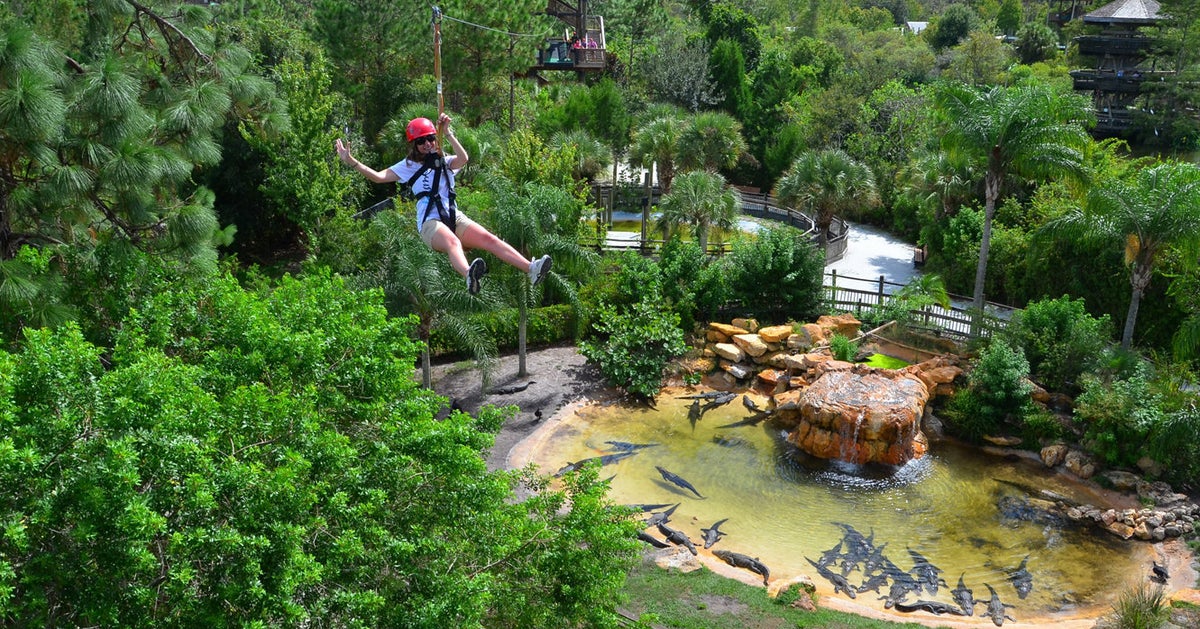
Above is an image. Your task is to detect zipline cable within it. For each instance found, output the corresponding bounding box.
[432,6,444,142]
[439,12,547,38]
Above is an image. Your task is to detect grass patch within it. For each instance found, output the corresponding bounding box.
[862,353,910,369]
[621,556,928,629]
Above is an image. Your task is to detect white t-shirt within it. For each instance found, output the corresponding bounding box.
[389,155,461,229]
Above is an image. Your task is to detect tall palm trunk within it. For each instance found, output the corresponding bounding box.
[1123,257,1153,350]
[971,168,1001,336]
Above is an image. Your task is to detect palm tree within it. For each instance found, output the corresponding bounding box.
[902,151,975,219]
[656,170,740,254]
[367,212,496,388]
[1044,160,1200,350]
[482,178,597,377]
[774,149,879,247]
[549,128,610,183]
[630,116,682,193]
[677,111,748,174]
[933,83,1091,327]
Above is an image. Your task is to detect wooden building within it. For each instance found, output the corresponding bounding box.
[1069,0,1167,135]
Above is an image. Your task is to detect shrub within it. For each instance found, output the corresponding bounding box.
[579,299,688,398]
[1021,406,1065,445]
[1075,363,1163,468]
[0,271,640,626]
[829,333,858,362]
[1004,295,1113,394]
[723,226,824,322]
[944,340,1033,441]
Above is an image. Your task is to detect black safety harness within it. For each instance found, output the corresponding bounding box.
[406,153,457,233]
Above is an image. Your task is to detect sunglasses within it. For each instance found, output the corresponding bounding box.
[415,135,437,145]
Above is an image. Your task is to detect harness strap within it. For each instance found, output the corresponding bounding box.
[411,155,457,233]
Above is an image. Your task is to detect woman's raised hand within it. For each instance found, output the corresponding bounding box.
[334,138,354,165]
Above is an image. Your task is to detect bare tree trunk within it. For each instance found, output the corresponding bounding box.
[421,347,432,389]
[518,285,529,377]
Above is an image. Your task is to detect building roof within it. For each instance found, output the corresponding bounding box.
[905,21,928,34]
[1084,0,1162,25]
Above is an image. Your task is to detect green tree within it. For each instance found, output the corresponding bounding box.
[933,82,1090,329]
[643,31,719,111]
[480,179,596,377]
[924,4,980,50]
[1015,21,1059,65]
[1043,160,1200,349]
[678,111,748,174]
[774,149,879,247]
[709,38,752,118]
[630,115,683,193]
[0,270,640,626]
[723,226,825,322]
[550,128,610,183]
[704,1,762,70]
[942,30,1014,86]
[656,170,740,253]
[241,51,354,257]
[996,0,1022,36]
[0,8,280,331]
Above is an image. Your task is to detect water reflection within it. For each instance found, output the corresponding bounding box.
[515,388,1153,622]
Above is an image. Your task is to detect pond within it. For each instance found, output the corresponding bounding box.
[511,388,1155,625]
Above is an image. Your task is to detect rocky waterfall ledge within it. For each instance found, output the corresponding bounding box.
[690,315,962,467]
[772,364,930,466]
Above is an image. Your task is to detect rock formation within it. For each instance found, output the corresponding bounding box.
[692,316,961,466]
[773,363,931,466]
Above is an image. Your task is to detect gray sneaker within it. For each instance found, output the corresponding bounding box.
[467,258,488,295]
[529,254,552,286]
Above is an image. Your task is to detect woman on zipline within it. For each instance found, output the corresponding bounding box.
[335,113,551,295]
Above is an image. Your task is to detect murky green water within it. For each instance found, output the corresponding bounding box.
[521,389,1153,622]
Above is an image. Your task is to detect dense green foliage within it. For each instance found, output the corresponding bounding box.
[724,227,825,322]
[4,0,1200,624]
[0,270,639,626]
[944,340,1034,442]
[1076,363,1163,469]
[579,299,688,398]
[1004,295,1114,394]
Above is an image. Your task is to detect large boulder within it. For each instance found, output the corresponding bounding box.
[774,365,931,466]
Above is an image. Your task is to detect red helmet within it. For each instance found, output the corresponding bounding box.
[406,117,437,142]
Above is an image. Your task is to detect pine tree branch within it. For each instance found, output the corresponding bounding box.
[124,0,212,65]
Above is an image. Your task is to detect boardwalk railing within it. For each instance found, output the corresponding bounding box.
[584,182,848,262]
[824,270,1016,340]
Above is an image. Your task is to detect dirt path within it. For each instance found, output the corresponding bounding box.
[427,343,617,470]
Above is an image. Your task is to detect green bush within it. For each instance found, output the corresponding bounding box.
[579,299,688,398]
[1075,363,1162,468]
[1021,406,1065,445]
[1145,381,1200,487]
[723,226,824,322]
[829,333,858,362]
[1004,295,1113,394]
[429,304,578,357]
[944,340,1033,441]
